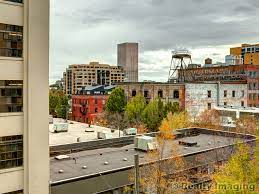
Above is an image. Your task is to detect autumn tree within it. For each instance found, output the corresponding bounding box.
[212,143,257,193]
[193,109,221,130]
[235,115,257,135]
[125,94,146,125]
[128,112,191,193]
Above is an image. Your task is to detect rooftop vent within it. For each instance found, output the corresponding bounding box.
[208,142,212,145]
[123,158,128,161]
[179,140,197,147]
[82,166,87,169]
[55,155,70,160]
[104,161,109,165]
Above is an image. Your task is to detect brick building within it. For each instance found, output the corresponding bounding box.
[185,82,248,119]
[72,86,115,123]
[179,64,259,107]
[118,82,185,110]
[230,43,259,65]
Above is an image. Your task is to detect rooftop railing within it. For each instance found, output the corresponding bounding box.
[4,0,23,4]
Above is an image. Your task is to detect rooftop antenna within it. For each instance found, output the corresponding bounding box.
[168,49,192,83]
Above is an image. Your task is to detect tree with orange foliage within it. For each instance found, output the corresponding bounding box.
[193,109,221,130]
[127,112,191,193]
[235,115,257,135]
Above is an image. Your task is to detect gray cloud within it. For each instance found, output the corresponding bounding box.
[50,0,259,83]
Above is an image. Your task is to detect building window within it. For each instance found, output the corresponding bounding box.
[95,107,98,113]
[95,98,98,104]
[144,90,149,98]
[241,90,245,98]
[0,23,23,58]
[158,90,163,98]
[0,135,23,170]
[241,101,244,107]
[131,90,136,97]
[224,102,227,106]
[173,90,179,99]
[224,90,227,97]
[0,80,23,113]
[4,0,23,3]
[232,91,235,97]
[208,103,212,110]
[207,90,211,98]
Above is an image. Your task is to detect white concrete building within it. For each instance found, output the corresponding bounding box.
[0,0,49,194]
[185,82,247,119]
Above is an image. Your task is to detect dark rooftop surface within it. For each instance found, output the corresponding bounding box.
[50,129,255,183]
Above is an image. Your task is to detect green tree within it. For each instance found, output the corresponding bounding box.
[56,95,69,119]
[164,101,179,116]
[212,144,257,193]
[141,99,162,131]
[125,94,147,125]
[49,89,69,119]
[106,87,126,113]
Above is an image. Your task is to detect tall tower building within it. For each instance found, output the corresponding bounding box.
[117,42,138,82]
[0,0,49,194]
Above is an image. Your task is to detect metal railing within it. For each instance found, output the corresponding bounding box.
[4,0,23,4]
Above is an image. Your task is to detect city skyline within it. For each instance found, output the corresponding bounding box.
[50,0,259,83]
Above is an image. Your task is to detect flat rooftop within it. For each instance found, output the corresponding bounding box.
[50,128,255,184]
[49,118,122,146]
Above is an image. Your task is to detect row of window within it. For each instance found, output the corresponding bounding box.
[206,90,245,98]
[0,23,23,58]
[131,90,180,99]
[0,135,23,170]
[0,80,23,113]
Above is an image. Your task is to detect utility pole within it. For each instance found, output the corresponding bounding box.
[134,154,140,194]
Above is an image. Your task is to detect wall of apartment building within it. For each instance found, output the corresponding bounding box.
[119,82,185,110]
[72,95,108,123]
[64,62,124,95]
[0,0,49,194]
[185,83,247,119]
[117,43,138,82]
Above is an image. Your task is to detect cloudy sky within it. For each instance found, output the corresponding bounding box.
[50,0,259,83]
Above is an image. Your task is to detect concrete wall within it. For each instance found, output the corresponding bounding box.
[23,0,50,193]
[0,167,23,193]
[0,58,23,80]
[0,113,23,136]
[185,83,247,119]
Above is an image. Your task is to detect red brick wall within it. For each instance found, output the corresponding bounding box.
[72,95,108,123]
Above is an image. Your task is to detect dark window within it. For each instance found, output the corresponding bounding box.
[232,91,235,97]
[144,90,149,98]
[173,90,179,99]
[0,80,23,113]
[95,98,98,104]
[224,90,227,97]
[131,90,136,97]
[208,90,211,98]
[158,90,163,98]
[208,103,211,110]
[4,0,23,3]
[241,101,244,107]
[0,135,23,170]
[224,102,227,106]
[0,23,23,58]
[95,107,98,113]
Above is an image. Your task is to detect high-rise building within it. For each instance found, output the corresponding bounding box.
[63,62,124,95]
[117,42,138,82]
[0,0,49,194]
[230,43,259,65]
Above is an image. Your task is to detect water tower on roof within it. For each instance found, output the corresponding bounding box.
[168,49,192,83]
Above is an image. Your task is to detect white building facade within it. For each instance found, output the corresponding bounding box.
[0,0,49,193]
[185,82,247,119]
